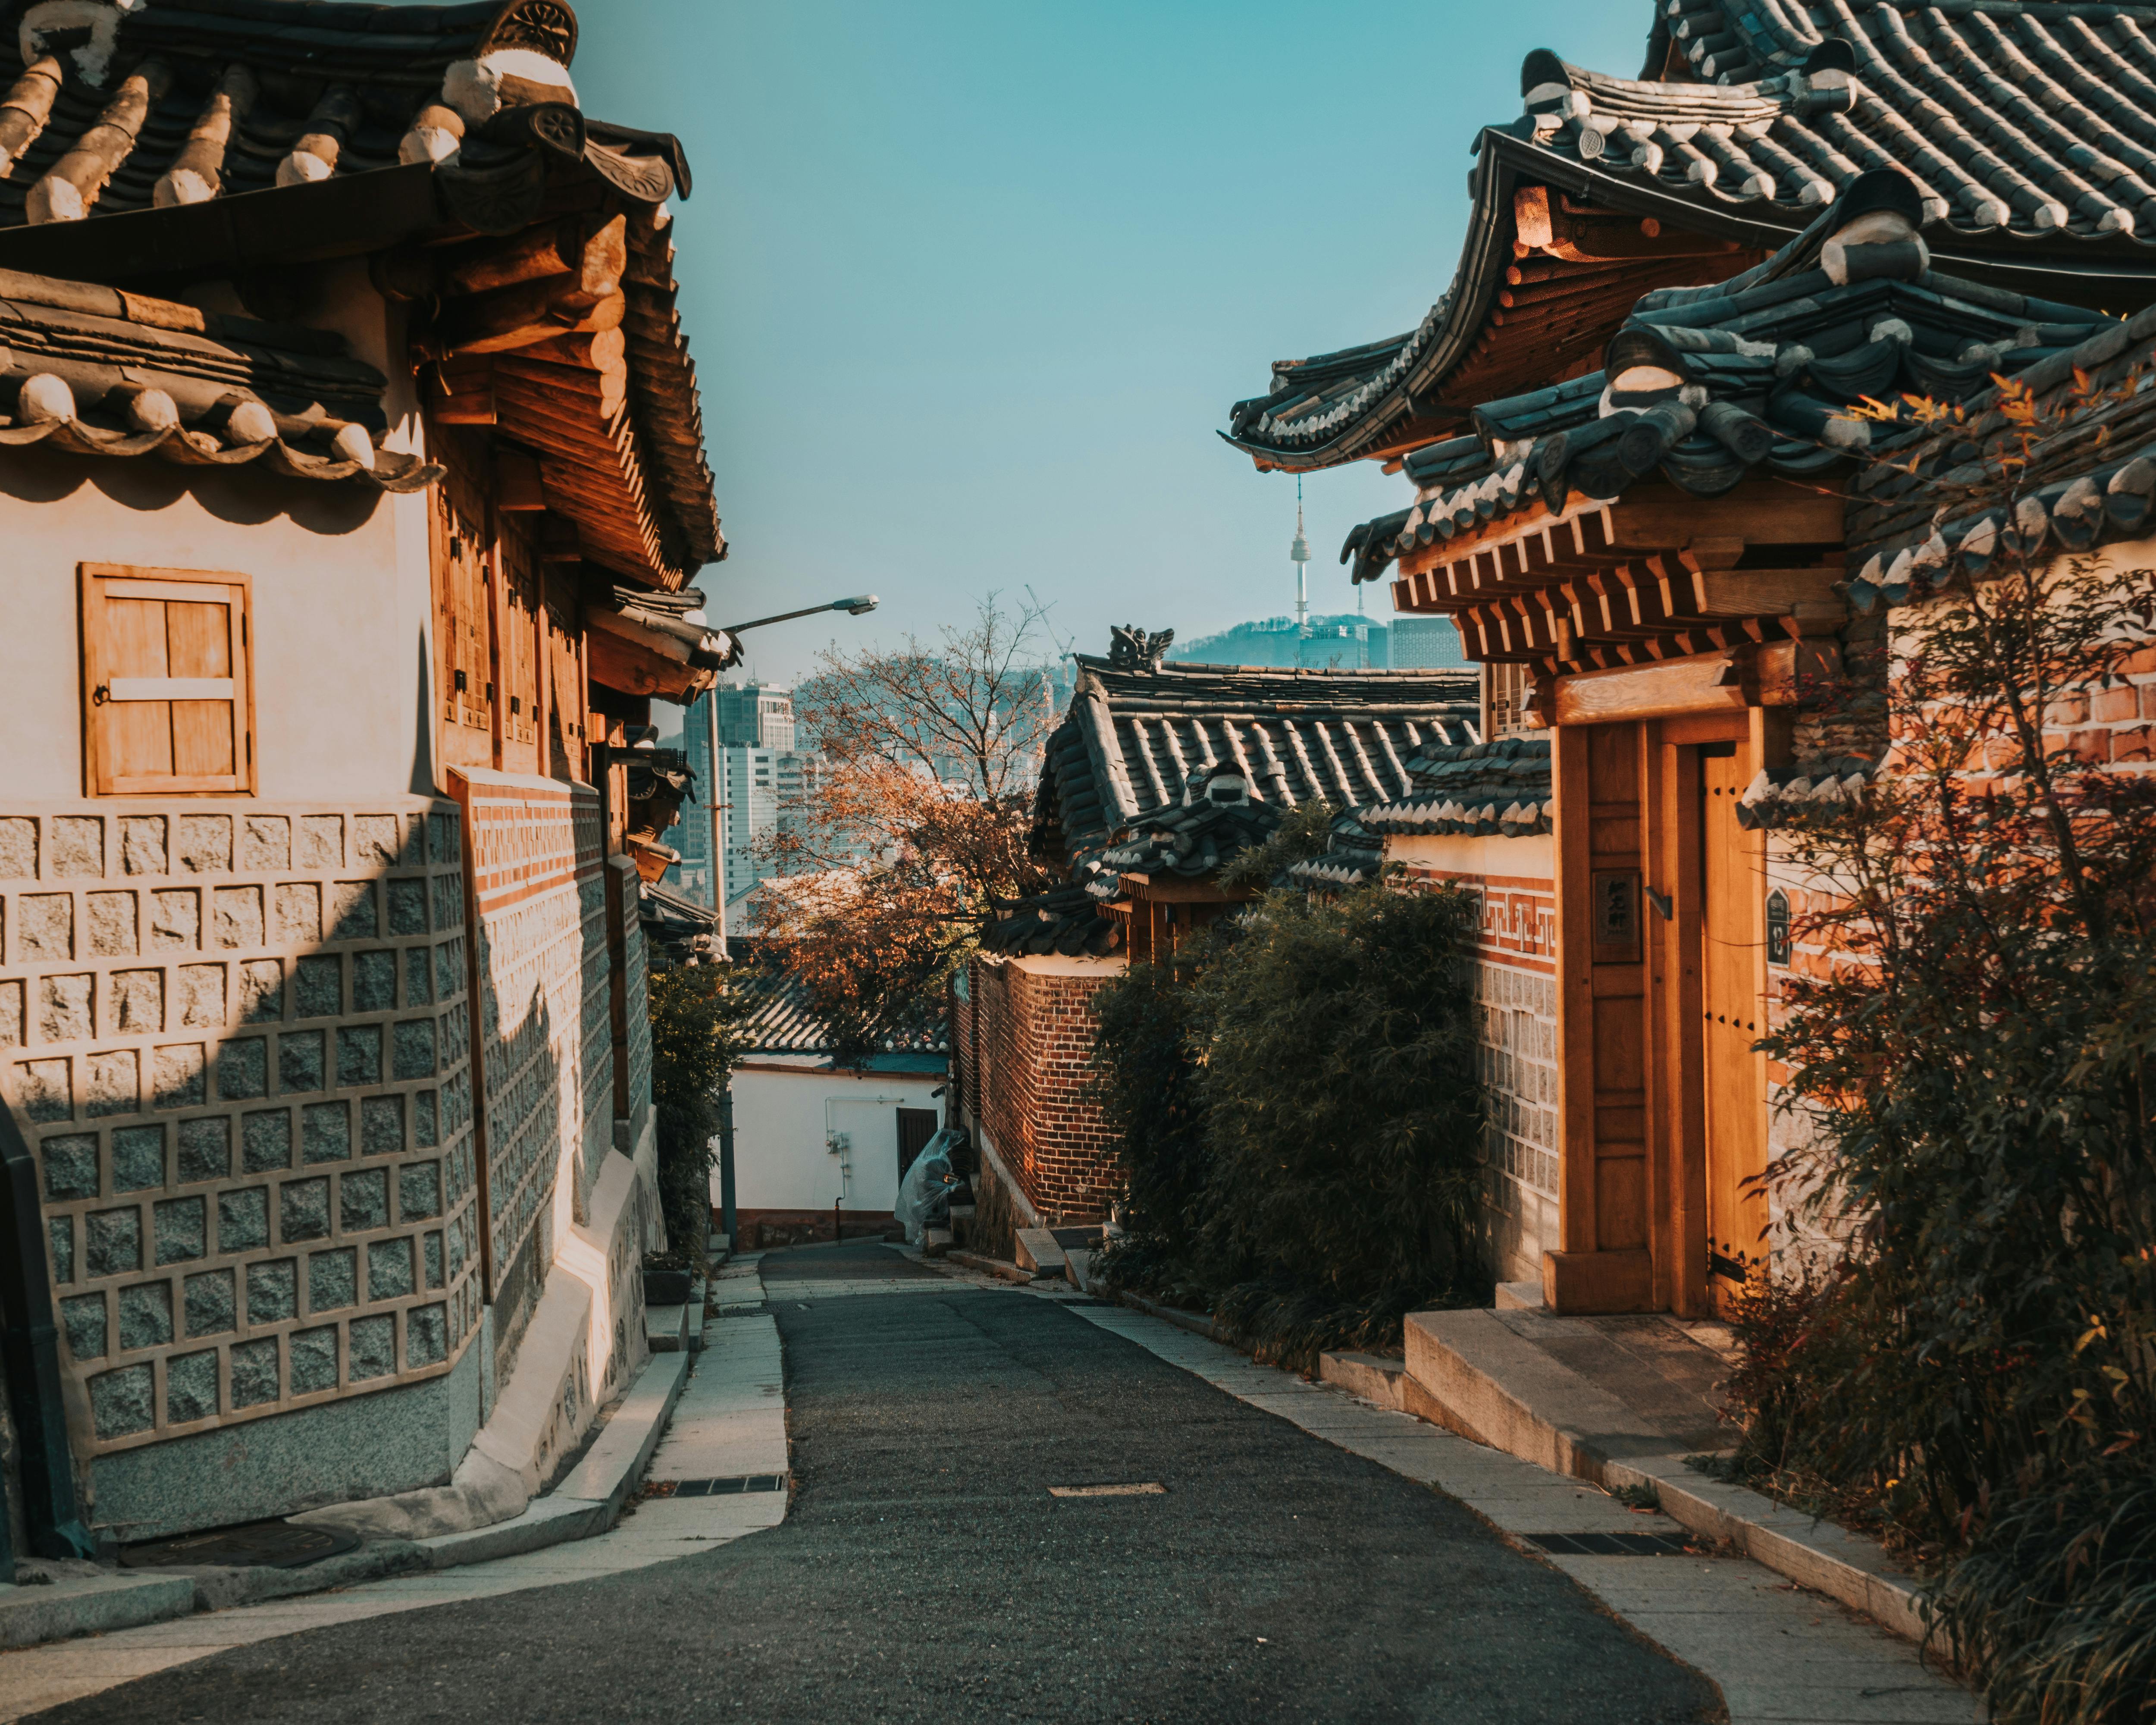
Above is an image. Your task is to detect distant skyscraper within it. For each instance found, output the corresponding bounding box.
[677,681,799,906]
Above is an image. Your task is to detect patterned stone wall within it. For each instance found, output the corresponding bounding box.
[2,800,482,1471]
[448,771,610,1366]
[1395,858,1558,1286]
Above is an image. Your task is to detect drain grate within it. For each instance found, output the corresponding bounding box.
[1526,1531,1698,1557]
[653,1474,790,1497]
[119,1521,359,1571]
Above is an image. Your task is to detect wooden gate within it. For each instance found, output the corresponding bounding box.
[1698,743,1768,1314]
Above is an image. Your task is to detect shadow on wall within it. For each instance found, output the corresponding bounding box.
[3,801,486,1541]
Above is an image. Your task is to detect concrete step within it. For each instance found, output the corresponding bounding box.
[1493,1279,1543,1311]
[1401,1307,1934,1646]
[1012,1228,1066,1276]
[645,1303,690,1352]
[1316,1351,1406,1410]
[944,1248,1034,1284]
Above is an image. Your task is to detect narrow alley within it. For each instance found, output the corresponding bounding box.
[3,1242,1973,1725]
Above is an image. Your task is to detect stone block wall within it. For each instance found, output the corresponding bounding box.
[1395,858,1558,1286]
[963,954,1122,1222]
[448,771,611,1374]
[2,801,483,1494]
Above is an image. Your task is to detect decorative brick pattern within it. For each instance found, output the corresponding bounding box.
[448,772,611,1301]
[4,802,482,1457]
[964,955,1122,1221]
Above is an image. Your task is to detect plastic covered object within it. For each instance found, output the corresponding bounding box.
[895,1126,968,1245]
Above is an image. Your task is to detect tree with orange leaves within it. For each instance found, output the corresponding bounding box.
[747,596,1059,1062]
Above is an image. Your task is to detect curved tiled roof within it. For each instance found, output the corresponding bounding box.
[0,1,679,229]
[1846,296,2156,605]
[0,263,436,487]
[1223,0,2156,474]
[1031,650,1482,863]
[728,961,949,1058]
[1283,812,1385,891]
[1357,739,1554,838]
[1341,179,2117,588]
[979,881,1123,959]
[0,0,721,581]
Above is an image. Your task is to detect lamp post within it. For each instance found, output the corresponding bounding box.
[698,594,876,1254]
[699,595,879,941]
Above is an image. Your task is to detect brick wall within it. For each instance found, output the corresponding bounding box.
[448,770,611,1371]
[963,953,1122,1222]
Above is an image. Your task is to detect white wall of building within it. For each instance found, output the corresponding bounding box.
[726,1059,946,1216]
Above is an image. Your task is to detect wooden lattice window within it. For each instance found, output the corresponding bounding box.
[78,563,254,796]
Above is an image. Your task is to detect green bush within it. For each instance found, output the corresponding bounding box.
[647,964,748,1260]
[1089,959,1208,1273]
[1093,880,1488,1369]
[1733,531,2156,1719]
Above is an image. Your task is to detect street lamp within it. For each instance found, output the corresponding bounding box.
[716,594,879,636]
[700,593,876,1252]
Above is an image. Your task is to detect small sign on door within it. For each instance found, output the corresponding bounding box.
[1765,889,1792,967]
[1591,869,1641,961]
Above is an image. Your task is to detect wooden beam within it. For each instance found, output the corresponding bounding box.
[1552,652,1749,727]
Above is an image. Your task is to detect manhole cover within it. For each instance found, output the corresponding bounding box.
[119,1521,359,1570]
[1526,1531,1696,1557]
[1049,1482,1166,1499]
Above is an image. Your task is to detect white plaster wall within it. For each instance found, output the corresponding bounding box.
[0,265,435,806]
[726,1063,945,1214]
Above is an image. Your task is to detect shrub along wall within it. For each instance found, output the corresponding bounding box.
[1093,879,1487,1369]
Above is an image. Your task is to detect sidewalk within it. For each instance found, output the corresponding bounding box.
[899,1248,1978,1725]
[0,1261,788,1723]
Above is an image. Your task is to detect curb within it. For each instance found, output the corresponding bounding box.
[1401,1308,1937,1648]
[0,1574,195,1653]
[0,1347,696,1651]
[1111,1291,1225,1342]
[945,1249,1037,1284]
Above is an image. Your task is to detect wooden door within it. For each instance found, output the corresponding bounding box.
[896,1107,940,1184]
[81,565,254,795]
[1699,743,1766,1312]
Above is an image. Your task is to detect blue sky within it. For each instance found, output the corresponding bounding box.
[571,2,1653,685]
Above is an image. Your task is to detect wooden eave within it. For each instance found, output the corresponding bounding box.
[1389,477,1849,677]
[1111,873,1255,904]
[584,618,710,704]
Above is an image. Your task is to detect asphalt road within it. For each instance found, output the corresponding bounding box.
[35,1241,1720,1724]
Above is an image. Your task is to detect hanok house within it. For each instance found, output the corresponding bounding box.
[1225,0,2152,1323]
[951,628,1478,1256]
[0,0,740,1563]
[1351,176,2118,1317]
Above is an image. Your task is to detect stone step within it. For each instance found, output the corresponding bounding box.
[1316,1351,1406,1410]
[1012,1228,1066,1276]
[1401,1307,1934,1646]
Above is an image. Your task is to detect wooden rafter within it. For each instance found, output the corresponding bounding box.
[1393,478,1849,677]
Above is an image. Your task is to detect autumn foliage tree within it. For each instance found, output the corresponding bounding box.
[749,597,1058,1060]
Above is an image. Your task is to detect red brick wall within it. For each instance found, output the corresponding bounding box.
[962,954,1122,1221]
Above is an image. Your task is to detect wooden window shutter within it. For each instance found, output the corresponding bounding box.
[80,564,254,796]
